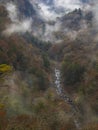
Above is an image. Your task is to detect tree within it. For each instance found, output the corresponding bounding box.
[42,53,50,70]
[62,61,85,86]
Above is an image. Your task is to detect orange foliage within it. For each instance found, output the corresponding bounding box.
[82,123,98,130]
[0,109,7,130]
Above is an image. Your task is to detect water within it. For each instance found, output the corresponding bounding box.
[54,68,76,109]
[54,68,81,129]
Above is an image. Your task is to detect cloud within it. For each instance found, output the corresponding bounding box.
[3,2,32,36]
[29,0,92,42]
[3,0,93,41]
[5,2,18,22]
[3,19,32,36]
[91,0,98,41]
[43,22,61,41]
[31,0,83,21]
[92,0,98,27]
[36,3,61,21]
[54,0,82,11]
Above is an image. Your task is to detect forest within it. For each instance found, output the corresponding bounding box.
[0,1,98,130]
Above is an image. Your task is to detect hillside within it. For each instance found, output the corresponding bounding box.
[0,1,98,130]
[0,4,51,115]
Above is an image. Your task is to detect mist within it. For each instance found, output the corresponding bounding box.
[3,2,32,36]
[54,0,82,11]
[31,0,83,21]
[2,0,94,42]
[3,19,32,36]
[92,0,98,29]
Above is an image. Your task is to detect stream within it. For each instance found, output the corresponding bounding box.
[54,68,81,129]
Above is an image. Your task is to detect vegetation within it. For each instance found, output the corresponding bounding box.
[0,64,12,74]
[42,53,50,70]
[0,3,98,130]
[62,60,85,85]
[24,33,52,52]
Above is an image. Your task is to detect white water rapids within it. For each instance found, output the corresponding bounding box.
[54,68,81,129]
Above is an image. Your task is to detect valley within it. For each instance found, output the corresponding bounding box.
[0,0,98,130]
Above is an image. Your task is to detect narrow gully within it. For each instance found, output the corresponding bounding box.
[54,68,81,129]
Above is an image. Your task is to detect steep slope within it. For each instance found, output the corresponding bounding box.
[0,1,98,130]
[48,27,98,123]
[0,4,51,117]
